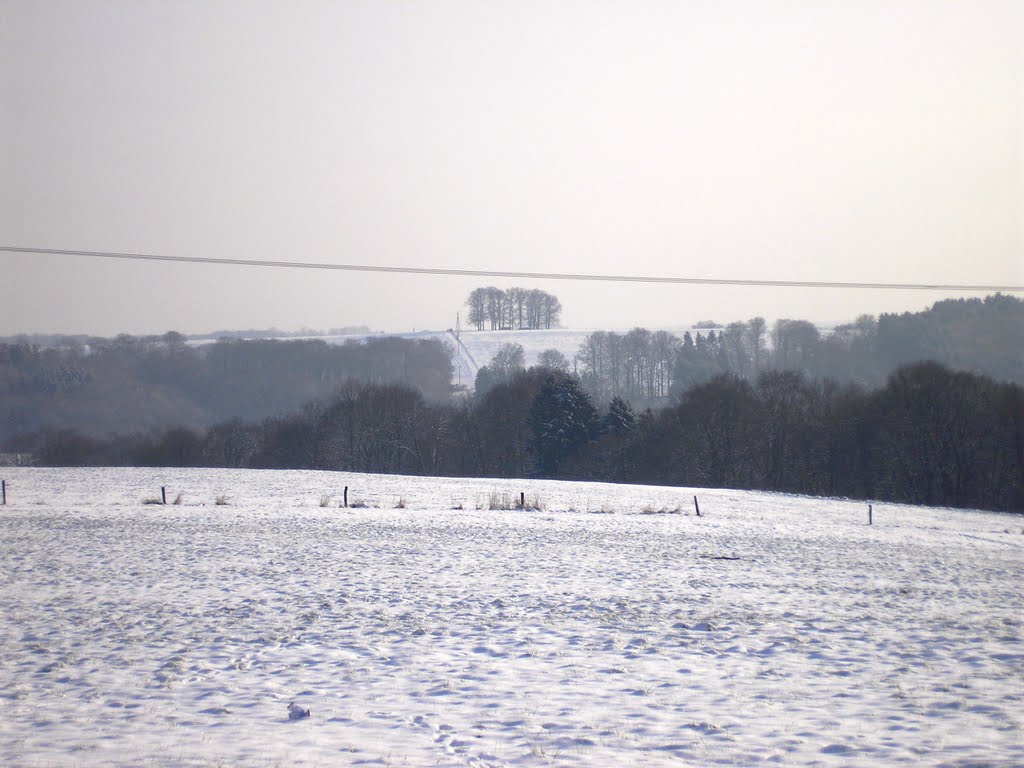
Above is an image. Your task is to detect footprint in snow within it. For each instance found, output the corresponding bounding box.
[288,702,310,720]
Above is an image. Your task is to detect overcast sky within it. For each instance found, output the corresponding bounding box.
[2,0,1021,336]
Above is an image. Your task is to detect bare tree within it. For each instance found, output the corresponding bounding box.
[623,328,651,399]
[745,317,767,372]
[722,321,749,379]
[465,288,488,331]
[490,342,526,377]
[576,331,609,400]
[537,348,570,372]
[772,319,819,371]
[526,289,544,330]
[507,287,527,329]
[651,330,680,397]
[484,287,505,330]
[541,293,562,329]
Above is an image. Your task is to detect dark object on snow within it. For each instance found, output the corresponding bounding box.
[288,702,310,720]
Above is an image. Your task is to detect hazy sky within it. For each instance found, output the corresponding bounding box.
[2,1,1021,336]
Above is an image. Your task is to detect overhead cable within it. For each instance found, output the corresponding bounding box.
[1,245,1021,293]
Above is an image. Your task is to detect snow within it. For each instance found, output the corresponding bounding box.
[1,467,1022,766]
[189,327,713,385]
[310,328,600,384]
[317,327,723,374]
[451,329,596,371]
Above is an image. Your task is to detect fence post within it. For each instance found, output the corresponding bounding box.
[161,486,166,505]
[868,504,873,526]
[344,486,348,508]
[520,491,525,508]
[694,495,701,517]
[1,479,6,506]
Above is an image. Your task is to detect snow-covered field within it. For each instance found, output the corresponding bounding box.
[1,467,1021,767]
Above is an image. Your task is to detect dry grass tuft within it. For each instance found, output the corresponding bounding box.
[486,491,545,511]
[517,494,544,511]
[488,492,512,510]
[641,504,682,515]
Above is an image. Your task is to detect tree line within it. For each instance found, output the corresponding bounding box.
[465,287,562,331]
[25,360,1024,512]
[0,333,453,441]
[6,294,1018,443]
[574,295,1024,407]
[7,294,1023,511]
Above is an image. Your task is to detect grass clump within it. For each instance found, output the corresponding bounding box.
[488,492,513,510]
[517,494,544,511]
[641,504,682,515]
[486,491,544,511]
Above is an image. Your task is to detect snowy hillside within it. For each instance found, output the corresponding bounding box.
[1,467,1021,767]
[308,328,602,382]
[235,328,603,386]
[315,326,709,384]
[189,324,772,389]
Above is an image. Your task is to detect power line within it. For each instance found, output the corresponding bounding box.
[2,245,1021,293]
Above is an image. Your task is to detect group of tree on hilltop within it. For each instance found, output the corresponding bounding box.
[465,287,562,331]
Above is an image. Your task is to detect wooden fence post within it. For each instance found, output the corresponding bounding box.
[520,491,525,508]
[344,486,348,508]
[1,479,6,506]
[694,495,701,517]
[161,486,167,505]
[868,504,873,526]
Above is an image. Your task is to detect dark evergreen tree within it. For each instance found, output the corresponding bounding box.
[605,396,636,437]
[528,371,600,476]
[473,365,501,400]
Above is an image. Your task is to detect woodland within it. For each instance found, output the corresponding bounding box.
[4,295,1023,512]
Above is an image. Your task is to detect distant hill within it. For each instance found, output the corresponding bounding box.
[4,294,1020,444]
[198,294,1024,397]
[309,326,716,386]
[875,294,1024,385]
[0,335,452,441]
